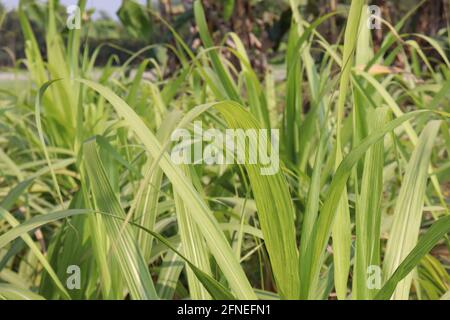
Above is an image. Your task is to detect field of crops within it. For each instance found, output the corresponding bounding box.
[0,0,449,300]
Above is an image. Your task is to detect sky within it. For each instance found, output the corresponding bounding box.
[2,0,148,19]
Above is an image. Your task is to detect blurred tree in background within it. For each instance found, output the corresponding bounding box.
[0,0,449,71]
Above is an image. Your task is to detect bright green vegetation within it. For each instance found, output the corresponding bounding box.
[0,0,449,300]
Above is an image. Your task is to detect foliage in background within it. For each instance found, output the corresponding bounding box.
[0,0,449,300]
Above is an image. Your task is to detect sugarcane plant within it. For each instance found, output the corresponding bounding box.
[0,0,449,300]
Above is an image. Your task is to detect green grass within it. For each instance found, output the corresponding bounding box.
[0,0,449,300]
